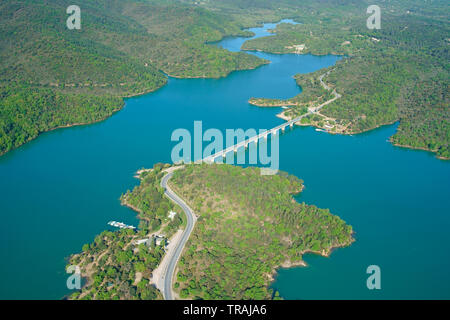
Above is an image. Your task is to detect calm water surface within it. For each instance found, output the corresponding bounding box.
[0,20,448,299]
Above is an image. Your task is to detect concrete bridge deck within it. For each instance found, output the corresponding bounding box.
[201,112,309,163]
[199,71,340,163]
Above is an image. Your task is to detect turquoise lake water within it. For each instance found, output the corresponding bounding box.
[0,20,449,299]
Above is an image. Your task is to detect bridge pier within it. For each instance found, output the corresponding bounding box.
[200,121,302,163]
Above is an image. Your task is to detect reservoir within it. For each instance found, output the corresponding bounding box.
[0,20,449,299]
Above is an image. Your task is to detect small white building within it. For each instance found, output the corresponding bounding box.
[134,238,151,246]
[154,234,170,247]
[154,235,165,246]
[168,211,177,220]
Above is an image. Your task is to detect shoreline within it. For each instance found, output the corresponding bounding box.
[242,47,345,57]
[248,56,448,161]
[0,81,167,158]
[391,141,449,161]
[73,163,354,300]
[268,237,356,291]
[0,52,271,158]
[164,60,270,80]
[273,238,355,270]
[162,166,353,300]
[0,104,122,158]
[272,106,448,160]
[249,100,299,107]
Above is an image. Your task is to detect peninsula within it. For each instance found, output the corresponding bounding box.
[68,163,354,300]
[242,2,449,159]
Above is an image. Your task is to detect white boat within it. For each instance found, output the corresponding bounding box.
[108,221,136,230]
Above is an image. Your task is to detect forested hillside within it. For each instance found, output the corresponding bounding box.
[240,0,449,159]
[69,163,184,300]
[2,0,448,158]
[0,0,268,155]
[169,164,354,299]
[68,163,353,300]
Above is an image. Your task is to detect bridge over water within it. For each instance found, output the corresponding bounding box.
[201,112,310,163]
[199,71,340,164]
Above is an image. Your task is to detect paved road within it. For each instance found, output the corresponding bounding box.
[157,71,340,299]
[160,170,196,300]
[319,71,332,91]
[312,70,341,112]
[202,71,341,163]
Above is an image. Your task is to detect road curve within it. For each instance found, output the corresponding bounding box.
[158,71,339,299]
[160,169,196,300]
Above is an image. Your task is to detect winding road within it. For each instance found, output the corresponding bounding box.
[315,70,341,111]
[159,168,196,300]
[155,71,340,300]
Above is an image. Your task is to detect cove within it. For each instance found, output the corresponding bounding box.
[0,20,448,300]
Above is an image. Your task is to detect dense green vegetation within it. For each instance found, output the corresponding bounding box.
[249,70,333,109]
[0,0,270,155]
[241,0,449,159]
[0,85,122,153]
[69,162,353,300]
[4,0,446,158]
[391,75,449,158]
[121,163,185,238]
[169,164,354,299]
[69,163,184,300]
[68,229,164,300]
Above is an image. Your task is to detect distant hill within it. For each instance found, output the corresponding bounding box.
[1,0,448,159]
[0,0,266,155]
